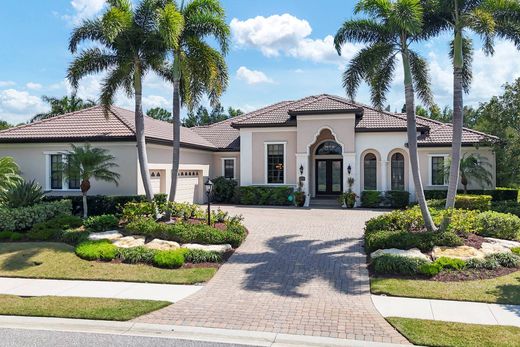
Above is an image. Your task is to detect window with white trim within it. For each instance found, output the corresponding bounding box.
[431,156,447,186]
[47,154,80,190]
[266,143,285,184]
[222,158,235,179]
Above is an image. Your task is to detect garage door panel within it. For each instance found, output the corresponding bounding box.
[176,177,199,203]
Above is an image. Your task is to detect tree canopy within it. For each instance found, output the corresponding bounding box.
[182,104,242,127]
[32,94,97,122]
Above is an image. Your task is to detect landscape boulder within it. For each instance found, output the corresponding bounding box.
[112,236,145,248]
[181,243,233,253]
[480,242,512,256]
[371,248,431,262]
[483,238,520,249]
[145,239,180,251]
[88,230,123,241]
[432,246,485,261]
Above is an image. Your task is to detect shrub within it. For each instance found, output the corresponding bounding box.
[125,218,158,235]
[476,211,520,240]
[84,214,119,232]
[163,202,204,220]
[365,207,425,234]
[424,189,519,202]
[0,231,23,242]
[444,209,480,236]
[365,229,462,253]
[75,240,117,261]
[493,188,519,202]
[384,191,410,208]
[435,257,466,270]
[121,201,158,222]
[0,200,72,232]
[0,180,44,208]
[60,229,89,245]
[466,257,500,270]
[153,249,185,268]
[454,194,492,211]
[418,262,443,277]
[371,255,427,275]
[488,253,520,268]
[361,191,382,208]
[212,176,238,203]
[237,186,294,205]
[117,246,156,264]
[491,201,520,218]
[512,247,520,256]
[182,249,223,263]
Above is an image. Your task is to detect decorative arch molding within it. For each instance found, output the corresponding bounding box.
[306,126,347,155]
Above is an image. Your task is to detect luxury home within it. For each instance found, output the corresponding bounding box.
[0,94,497,205]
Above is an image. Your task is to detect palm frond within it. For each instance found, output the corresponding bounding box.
[449,36,474,93]
[409,51,433,106]
[334,19,390,53]
[67,48,117,89]
[369,54,397,110]
[99,63,134,117]
[69,19,107,53]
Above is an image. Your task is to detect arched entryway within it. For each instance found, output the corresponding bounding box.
[309,130,344,197]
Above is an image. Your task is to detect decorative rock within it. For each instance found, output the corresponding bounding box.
[112,236,145,249]
[371,248,431,262]
[480,242,511,255]
[145,239,180,251]
[88,230,123,241]
[181,243,233,253]
[432,246,485,261]
[484,237,520,249]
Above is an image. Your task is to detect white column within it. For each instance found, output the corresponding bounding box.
[380,160,389,192]
[296,153,310,206]
[343,152,356,191]
[240,130,252,186]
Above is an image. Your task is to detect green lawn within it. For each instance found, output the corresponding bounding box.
[371,271,520,304]
[0,242,216,284]
[387,317,520,347]
[0,295,169,321]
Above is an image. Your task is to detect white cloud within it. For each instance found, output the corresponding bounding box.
[26,82,42,90]
[62,0,106,25]
[143,95,170,109]
[0,81,16,87]
[0,89,49,124]
[230,14,362,66]
[236,66,274,85]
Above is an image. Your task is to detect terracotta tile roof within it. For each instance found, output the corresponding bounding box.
[0,105,216,150]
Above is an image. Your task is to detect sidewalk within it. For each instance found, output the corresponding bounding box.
[372,295,520,327]
[0,277,202,302]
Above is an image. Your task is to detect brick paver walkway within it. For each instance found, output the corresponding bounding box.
[137,206,408,344]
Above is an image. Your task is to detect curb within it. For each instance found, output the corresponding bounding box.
[0,316,409,347]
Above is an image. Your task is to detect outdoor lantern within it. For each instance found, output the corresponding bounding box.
[347,164,352,175]
[299,164,304,175]
[205,178,213,225]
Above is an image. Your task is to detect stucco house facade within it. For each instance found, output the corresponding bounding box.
[0,94,497,205]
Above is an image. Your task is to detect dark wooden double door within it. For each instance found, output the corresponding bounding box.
[315,159,343,196]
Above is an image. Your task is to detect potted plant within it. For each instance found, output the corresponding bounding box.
[294,180,306,207]
[339,177,357,208]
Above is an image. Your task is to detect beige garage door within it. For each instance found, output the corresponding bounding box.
[176,171,201,203]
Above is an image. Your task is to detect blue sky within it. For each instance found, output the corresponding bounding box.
[1,0,520,124]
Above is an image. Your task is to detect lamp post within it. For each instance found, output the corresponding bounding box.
[204,178,213,225]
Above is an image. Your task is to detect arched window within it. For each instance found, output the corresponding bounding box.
[315,141,342,155]
[391,153,405,191]
[364,153,377,190]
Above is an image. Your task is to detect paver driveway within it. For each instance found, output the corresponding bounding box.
[137,206,408,344]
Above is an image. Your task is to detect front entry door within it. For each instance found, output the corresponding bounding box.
[315,159,343,196]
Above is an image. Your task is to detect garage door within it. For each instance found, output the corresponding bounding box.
[150,171,163,194]
[176,171,201,203]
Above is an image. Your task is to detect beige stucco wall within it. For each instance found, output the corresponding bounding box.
[0,142,138,196]
[251,130,297,185]
[212,152,240,183]
[296,115,356,154]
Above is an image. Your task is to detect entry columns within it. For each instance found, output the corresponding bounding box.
[380,160,389,191]
[296,153,310,207]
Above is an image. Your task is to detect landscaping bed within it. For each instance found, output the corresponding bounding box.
[387,317,520,347]
[0,295,170,321]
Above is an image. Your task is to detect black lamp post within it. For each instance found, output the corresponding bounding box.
[204,178,213,225]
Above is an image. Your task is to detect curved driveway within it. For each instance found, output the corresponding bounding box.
[137,206,407,344]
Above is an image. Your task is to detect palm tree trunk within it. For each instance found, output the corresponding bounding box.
[402,46,437,232]
[445,25,464,209]
[82,193,88,219]
[134,62,154,201]
[169,53,181,202]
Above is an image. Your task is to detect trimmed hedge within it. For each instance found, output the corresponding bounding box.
[212,176,238,203]
[424,188,519,202]
[0,200,72,232]
[153,249,185,268]
[492,201,520,218]
[384,191,410,208]
[75,240,118,261]
[361,191,383,208]
[454,194,492,211]
[476,211,520,240]
[237,186,294,205]
[365,229,463,253]
[84,214,119,232]
[371,254,428,275]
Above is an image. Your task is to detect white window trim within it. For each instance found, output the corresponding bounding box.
[221,158,236,179]
[44,152,81,192]
[264,141,287,185]
[428,154,449,186]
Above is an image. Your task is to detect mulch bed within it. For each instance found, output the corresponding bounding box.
[463,233,486,249]
[431,267,519,282]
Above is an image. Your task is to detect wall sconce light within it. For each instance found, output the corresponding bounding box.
[347,164,352,175]
[299,164,304,175]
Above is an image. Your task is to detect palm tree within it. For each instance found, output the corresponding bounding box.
[156,0,229,202]
[32,93,97,122]
[445,153,493,193]
[334,0,437,231]
[67,0,168,201]
[422,0,520,208]
[63,144,120,218]
[0,157,22,193]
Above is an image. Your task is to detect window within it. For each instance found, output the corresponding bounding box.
[222,158,235,179]
[48,154,81,190]
[363,153,377,190]
[431,156,447,186]
[315,141,342,155]
[266,143,285,184]
[391,153,405,191]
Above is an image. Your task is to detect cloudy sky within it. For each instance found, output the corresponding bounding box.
[1,0,520,124]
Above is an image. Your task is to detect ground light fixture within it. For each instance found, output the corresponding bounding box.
[205,178,213,225]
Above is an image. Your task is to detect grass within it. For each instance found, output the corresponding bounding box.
[371,271,520,305]
[0,242,216,284]
[387,317,520,347]
[0,295,169,321]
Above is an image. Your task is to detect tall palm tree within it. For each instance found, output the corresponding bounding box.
[67,0,168,201]
[0,157,22,193]
[335,0,437,231]
[32,93,97,122]
[63,144,120,218]
[422,0,520,208]
[156,0,229,202]
[445,153,493,193]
